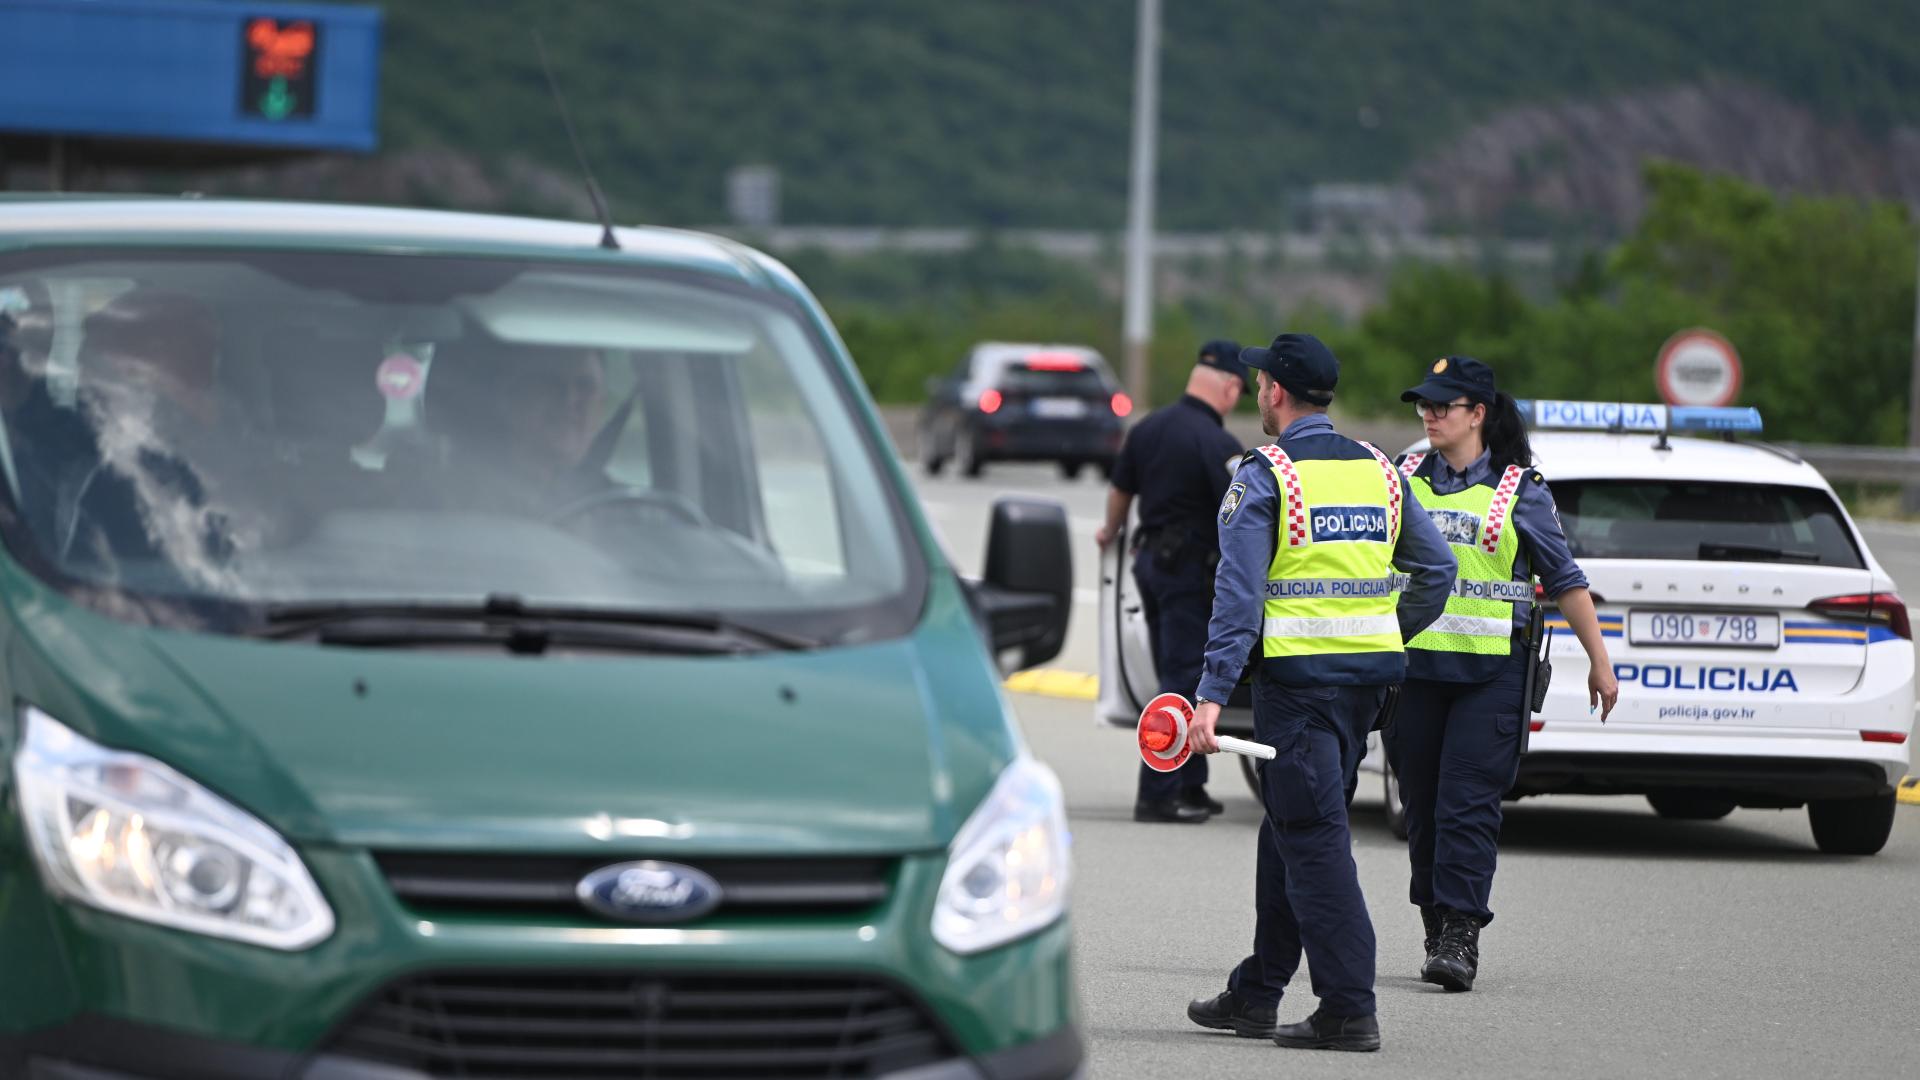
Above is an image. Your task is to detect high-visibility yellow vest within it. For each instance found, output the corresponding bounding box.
[1400,451,1531,682]
[1254,440,1407,685]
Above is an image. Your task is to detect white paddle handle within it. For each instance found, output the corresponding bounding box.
[1216,735,1276,760]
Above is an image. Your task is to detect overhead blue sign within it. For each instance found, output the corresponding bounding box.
[0,0,380,153]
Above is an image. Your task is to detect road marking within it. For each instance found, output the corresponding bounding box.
[1899,776,1920,806]
[1005,668,1099,701]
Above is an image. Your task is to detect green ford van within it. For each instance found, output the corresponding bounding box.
[0,199,1079,1079]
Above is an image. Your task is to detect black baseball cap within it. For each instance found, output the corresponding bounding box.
[1401,355,1497,404]
[1240,333,1338,406]
[1196,338,1250,393]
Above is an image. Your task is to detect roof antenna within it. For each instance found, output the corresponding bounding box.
[533,30,620,250]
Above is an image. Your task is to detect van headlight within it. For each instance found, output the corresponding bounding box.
[931,755,1070,955]
[12,706,334,950]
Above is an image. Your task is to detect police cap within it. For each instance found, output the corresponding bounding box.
[1241,333,1338,406]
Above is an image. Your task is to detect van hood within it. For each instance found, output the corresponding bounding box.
[8,583,1015,855]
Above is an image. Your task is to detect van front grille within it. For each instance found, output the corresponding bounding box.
[324,970,956,1078]
[373,852,893,918]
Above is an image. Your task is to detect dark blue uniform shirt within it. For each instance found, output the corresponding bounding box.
[1420,448,1588,635]
[1197,414,1455,700]
[1112,395,1243,539]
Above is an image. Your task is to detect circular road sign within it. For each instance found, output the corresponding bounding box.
[1655,329,1742,407]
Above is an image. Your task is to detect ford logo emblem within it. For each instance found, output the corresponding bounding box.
[576,861,722,923]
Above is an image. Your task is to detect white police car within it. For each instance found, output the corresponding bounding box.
[1098,401,1914,855]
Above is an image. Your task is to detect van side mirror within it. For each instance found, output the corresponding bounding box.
[967,497,1071,673]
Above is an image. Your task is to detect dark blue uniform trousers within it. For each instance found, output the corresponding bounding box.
[1225,676,1382,1018]
[1385,655,1526,924]
[1133,550,1209,801]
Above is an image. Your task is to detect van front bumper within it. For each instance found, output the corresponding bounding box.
[0,852,1081,1080]
[12,1017,1083,1080]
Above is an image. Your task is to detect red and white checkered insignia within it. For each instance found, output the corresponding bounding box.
[1480,464,1526,554]
[1256,444,1310,547]
[1399,451,1426,478]
[1360,442,1402,541]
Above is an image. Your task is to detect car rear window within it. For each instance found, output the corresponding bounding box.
[998,366,1109,395]
[1553,480,1864,568]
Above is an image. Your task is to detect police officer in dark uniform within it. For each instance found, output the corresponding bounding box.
[1182,333,1455,1052]
[1390,356,1618,992]
[1096,339,1249,823]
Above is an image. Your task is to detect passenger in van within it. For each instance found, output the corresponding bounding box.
[54,289,243,582]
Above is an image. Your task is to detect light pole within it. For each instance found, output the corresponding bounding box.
[1121,0,1161,407]
[1907,235,1920,511]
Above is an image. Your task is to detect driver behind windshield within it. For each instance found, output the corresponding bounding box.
[433,343,620,515]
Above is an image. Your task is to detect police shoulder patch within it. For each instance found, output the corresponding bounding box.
[1219,482,1248,525]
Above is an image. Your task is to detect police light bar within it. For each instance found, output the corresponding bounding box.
[1518,400,1763,435]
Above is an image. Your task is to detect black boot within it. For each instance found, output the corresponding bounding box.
[1271,1011,1380,1052]
[1422,909,1481,992]
[1420,906,1443,973]
[1180,786,1225,815]
[1186,991,1277,1038]
[1134,798,1209,823]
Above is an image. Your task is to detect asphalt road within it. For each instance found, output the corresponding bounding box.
[910,460,1920,1080]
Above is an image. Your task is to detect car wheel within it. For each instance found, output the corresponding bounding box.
[919,425,947,476]
[1807,792,1896,855]
[1645,793,1736,820]
[1058,461,1083,481]
[959,433,985,478]
[1239,754,1262,801]
[1097,458,1115,481]
[1383,760,1408,840]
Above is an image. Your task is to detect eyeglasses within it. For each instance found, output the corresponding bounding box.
[1413,399,1474,420]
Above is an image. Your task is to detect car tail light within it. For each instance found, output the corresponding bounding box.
[1111,392,1132,418]
[978,389,1003,414]
[1807,592,1911,640]
[1528,720,1544,733]
[1860,730,1908,744]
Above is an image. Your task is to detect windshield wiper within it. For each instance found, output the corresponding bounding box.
[1697,542,1822,564]
[259,594,819,653]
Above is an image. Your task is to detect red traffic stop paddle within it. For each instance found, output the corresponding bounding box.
[1137,693,1276,772]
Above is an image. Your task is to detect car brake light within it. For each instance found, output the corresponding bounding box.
[1860,731,1907,743]
[1111,392,1133,418]
[1807,592,1911,640]
[1024,352,1086,371]
[978,389,1002,414]
[1529,720,1544,732]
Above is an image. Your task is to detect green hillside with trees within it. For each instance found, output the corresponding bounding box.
[370,0,1920,229]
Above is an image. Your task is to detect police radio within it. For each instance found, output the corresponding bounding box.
[1137,693,1276,771]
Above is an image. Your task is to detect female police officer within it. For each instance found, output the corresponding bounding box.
[1390,356,1618,993]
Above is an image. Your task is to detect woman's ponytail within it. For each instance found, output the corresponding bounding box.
[1484,391,1534,472]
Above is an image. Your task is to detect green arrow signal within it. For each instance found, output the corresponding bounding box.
[260,76,295,121]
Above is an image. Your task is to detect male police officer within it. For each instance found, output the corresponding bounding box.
[1097,339,1248,823]
[1183,333,1454,1051]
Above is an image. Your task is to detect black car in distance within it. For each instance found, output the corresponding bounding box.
[920,342,1131,479]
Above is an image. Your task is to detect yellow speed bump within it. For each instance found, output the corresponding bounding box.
[1899,775,1920,807]
[1004,669,1099,701]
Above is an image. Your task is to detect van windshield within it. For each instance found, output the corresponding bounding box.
[0,250,923,642]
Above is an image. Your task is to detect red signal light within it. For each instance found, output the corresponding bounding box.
[978,389,1003,414]
[1111,392,1133,418]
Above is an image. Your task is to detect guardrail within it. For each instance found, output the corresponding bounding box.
[1777,444,1920,485]
[874,405,1920,486]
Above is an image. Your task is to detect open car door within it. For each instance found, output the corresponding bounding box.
[1097,521,1160,728]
